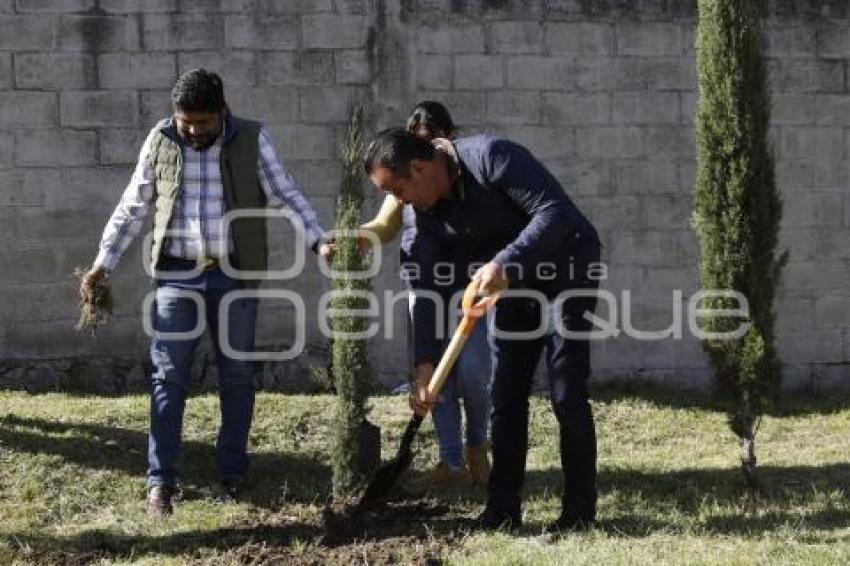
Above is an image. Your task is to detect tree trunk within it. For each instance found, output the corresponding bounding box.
[738,404,760,513]
[740,428,758,489]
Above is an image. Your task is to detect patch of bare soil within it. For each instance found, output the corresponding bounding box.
[321,496,455,543]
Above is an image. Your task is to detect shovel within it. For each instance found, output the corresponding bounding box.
[357,278,499,509]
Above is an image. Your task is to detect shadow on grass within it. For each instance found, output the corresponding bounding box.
[524,463,850,537]
[2,500,468,563]
[1,521,319,564]
[2,505,470,564]
[424,461,850,537]
[0,414,331,508]
[589,380,850,417]
[2,462,848,562]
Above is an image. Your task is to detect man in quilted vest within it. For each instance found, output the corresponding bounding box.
[80,69,329,515]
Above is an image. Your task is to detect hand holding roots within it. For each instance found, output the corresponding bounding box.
[74,266,113,332]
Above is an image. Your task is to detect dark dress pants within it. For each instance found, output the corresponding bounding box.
[487,281,598,522]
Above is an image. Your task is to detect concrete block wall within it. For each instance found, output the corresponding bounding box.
[0,0,848,391]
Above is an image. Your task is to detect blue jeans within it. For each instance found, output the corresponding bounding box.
[147,259,258,488]
[431,320,492,469]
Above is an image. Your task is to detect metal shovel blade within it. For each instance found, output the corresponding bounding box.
[357,413,424,509]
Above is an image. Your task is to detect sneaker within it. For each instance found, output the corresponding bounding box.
[545,513,594,534]
[464,444,491,486]
[146,485,176,516]
[409,462,472,492]
[475,506,521,531]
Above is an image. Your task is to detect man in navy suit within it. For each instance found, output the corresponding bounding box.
[364,128,602,532]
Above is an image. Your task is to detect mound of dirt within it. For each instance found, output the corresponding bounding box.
[321,496,452,545]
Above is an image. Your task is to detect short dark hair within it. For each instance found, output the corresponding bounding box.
[363,128,436,178]
[171,68,225,113]
[406,100,455,139]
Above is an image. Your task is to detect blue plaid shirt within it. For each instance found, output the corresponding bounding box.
[94,119,326,272]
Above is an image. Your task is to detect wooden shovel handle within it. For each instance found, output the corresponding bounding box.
[461,276,499,324]
[426,279,499,399]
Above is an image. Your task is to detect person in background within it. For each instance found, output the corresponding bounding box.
[359,101,493,489]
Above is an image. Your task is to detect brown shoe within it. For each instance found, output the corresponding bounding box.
[465,444,491,486]
[147,485,175,516]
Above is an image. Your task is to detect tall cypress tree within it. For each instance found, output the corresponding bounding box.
[330,106,375,495]
[693,0,787,489]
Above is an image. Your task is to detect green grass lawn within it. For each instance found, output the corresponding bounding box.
[0,385,847,564]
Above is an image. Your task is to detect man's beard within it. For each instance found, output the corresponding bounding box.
[187,136,214,150]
